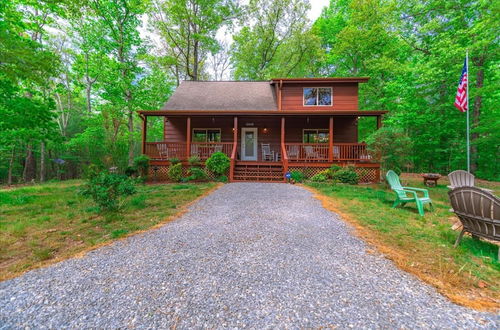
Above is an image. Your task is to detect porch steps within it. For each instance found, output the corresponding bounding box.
[233,163,284,182]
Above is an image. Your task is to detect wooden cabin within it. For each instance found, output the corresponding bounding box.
[138,77,387,182]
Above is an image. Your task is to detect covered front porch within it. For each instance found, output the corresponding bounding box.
[139,113,384,182]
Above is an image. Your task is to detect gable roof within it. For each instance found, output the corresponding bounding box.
[162,81,277,111]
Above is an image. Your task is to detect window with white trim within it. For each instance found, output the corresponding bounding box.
[303,87,332,106]
[303,129,329,143]
[192,129,221,142]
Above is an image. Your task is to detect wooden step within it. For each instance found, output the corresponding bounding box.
[232,163,284,182]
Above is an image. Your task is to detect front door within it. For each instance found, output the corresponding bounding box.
[241,127,258,161]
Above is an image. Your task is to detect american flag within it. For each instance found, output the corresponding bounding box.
[454,58,468,112]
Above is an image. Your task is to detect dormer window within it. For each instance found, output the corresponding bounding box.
[303,87,332,106]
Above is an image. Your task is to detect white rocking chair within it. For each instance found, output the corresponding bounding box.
[156,144,169,159]
[261,143,275,161]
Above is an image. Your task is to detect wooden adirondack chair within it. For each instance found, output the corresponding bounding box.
[448,186,500,258]
[447,170,493,193]
[386,170,433,216]
[447,170,474,189]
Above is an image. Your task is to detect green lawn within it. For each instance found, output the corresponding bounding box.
[0,180,217,281]
[306,176,499,311]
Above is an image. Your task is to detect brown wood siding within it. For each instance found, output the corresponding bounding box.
[281,83,358,111]
[334,117,358,143]
[164,117,186,142]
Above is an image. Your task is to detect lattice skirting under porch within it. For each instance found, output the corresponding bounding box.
[287,166,380,183]
[353,167,380,183]
[287,166,330,179]
[148,164,218,182]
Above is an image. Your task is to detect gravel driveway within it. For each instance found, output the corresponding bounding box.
[0,183,497,328]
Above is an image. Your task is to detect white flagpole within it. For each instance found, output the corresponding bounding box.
[466,50,470,173]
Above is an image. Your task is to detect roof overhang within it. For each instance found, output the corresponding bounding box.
[138,110,387,116]
[270,77,370,84]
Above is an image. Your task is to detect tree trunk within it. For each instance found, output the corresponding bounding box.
[86,85,92,114]
[128,109,134,166]
[470,56,484,174]
[40,141,46,182]
[23,144,36,183]
[8,146,15,186]
[193,40,199,81]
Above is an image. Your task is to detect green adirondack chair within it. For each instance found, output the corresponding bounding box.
[386,170,433,216]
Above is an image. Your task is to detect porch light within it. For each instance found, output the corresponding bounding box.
[263,127,268,133]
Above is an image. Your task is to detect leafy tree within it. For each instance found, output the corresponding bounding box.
[150,0,240,83]
[230,0,321,80]
[366,127,413,174]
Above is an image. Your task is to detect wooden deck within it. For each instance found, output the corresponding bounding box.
[145,142,380,182]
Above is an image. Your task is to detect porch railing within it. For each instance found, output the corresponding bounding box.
[146,141,373,162]
[145,142,187,160]
[284,143,372,162]
[334,143,371,161]
[191,142,233,160]
[285,143,330,162]
[145,142,232,160]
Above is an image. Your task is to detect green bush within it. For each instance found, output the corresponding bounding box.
[290,171,304,183]
[80,172,136,211]
[186,167,208,181]
[83,164,102,179]
[168,163,183,182]
[217,175,228,182]
[125,166,137,177]
[133,155,150,177]
[188,155,201,165]
[328,165,342,177]
[205,152,230,176]
[169,157,181,165]
[332,168,359,184]
[311,173,328,182]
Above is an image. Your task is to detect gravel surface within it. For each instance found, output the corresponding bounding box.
[0,183,498,328]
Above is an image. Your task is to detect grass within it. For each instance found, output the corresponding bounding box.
[0,180,217,281]
[306,175,499,311]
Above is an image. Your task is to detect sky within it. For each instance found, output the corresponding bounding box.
[309,0,329,21]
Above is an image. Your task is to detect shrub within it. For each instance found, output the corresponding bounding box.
[80,172,136,211]
[188,155,201,166]
[83,164,102,179]
[125,166,137,177]
[332,168,359,185]
[290,171,304,183]
[217,175,228,183]
[205,152,230,176]
[186,167,208,181]
[328,165,342,177]
[169,157,181,165]
[311,173,328,182]
[133,155,150,177]
[168,163,183,182]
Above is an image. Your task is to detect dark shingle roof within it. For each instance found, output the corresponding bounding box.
[161,81,277,111]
